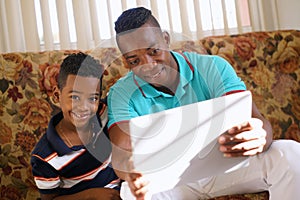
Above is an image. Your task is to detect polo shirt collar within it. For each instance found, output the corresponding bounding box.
[46,112,82,156]
[133,51,194,98]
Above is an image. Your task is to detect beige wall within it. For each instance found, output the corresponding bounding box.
[276,0,300,30]
[258,0,299,31]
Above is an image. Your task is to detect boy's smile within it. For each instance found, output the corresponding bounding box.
[58,74,101,132]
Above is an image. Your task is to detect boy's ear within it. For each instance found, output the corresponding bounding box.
[52,86,60,104]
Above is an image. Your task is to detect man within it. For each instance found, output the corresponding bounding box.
[108,7,300,200]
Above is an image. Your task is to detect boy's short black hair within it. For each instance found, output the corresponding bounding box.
[114,7,161,34]
[57,52,104,91]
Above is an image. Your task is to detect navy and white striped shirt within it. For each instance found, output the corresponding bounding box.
[31,112,120,195]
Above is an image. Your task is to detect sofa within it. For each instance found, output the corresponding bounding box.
[0,29,299,200]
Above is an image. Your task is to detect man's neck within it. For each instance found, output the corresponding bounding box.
[152,85,175,95]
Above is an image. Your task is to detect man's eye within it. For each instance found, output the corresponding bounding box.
[149,48,160,55]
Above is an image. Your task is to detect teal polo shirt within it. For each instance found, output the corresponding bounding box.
[107,51,246,129]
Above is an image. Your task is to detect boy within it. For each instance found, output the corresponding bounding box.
[108,7,300,200]
[31,52,121,200]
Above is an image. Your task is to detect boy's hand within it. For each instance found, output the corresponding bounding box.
[40,188,121,200]
[126,172,149,200]
[88,188,121,200]
[218,118,267,157]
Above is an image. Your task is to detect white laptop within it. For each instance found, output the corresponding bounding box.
[126,90,252,196]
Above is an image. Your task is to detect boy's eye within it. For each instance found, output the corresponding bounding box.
[90,96,99,102]
[71,95,80,100]
[128,59,139,67]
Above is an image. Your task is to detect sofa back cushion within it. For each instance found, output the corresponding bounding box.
[201,30,300,141]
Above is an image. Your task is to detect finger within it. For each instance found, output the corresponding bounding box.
[134,184,149,198]
[234,129,266,141]
[129,180,148,200]
[243,145,264,156]
[220,136,266,152]
[232,138,266,151]
[128,175,149,193]
[219,133,244,145]
[221,138,266,157]
[220,120,265,145]
[227,118,263,134]
[224,145,265,157]
[219,122,252,144]
[223,146,263,157]
[129,172,142,181]
[227,121,252,134]
[248,118,264,129]
[128,180,141,192]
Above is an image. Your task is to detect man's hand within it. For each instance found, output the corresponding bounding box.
[126,172,149,200]
[218,118,267,157]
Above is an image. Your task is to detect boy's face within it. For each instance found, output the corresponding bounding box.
[57,74,101,130]
[117,24,178,90]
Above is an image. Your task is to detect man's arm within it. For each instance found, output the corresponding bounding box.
[218,102,273,157]
[252,102,273,151]
[109,122,132,179]
[109,122,148,199]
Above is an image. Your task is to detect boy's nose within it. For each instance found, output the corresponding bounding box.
[74,100,89,110]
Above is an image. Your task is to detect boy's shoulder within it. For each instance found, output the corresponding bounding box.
[31,112,63,158]
[31,133,55,159]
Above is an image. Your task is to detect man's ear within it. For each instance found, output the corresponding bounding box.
[163,31,171,47]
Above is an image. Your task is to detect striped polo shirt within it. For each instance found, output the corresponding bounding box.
[31,112,120,195]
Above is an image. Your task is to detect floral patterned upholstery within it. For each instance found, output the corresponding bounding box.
[0,30,299,199]
[201,30,300,143]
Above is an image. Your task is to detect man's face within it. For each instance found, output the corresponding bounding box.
[117,25,178,90]
[58,75,101,130]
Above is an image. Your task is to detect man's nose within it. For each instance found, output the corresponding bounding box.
[140,55,157,69]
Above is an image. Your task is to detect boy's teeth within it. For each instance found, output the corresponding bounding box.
[73,113,87,118]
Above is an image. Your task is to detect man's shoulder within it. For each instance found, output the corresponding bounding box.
[110,71,134,88]
[181,51,218,62]
[179,52,229,72]
[109,71,140,97]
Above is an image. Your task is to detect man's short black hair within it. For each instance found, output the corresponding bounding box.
[57,52,104,90]
[114,7,161,34]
